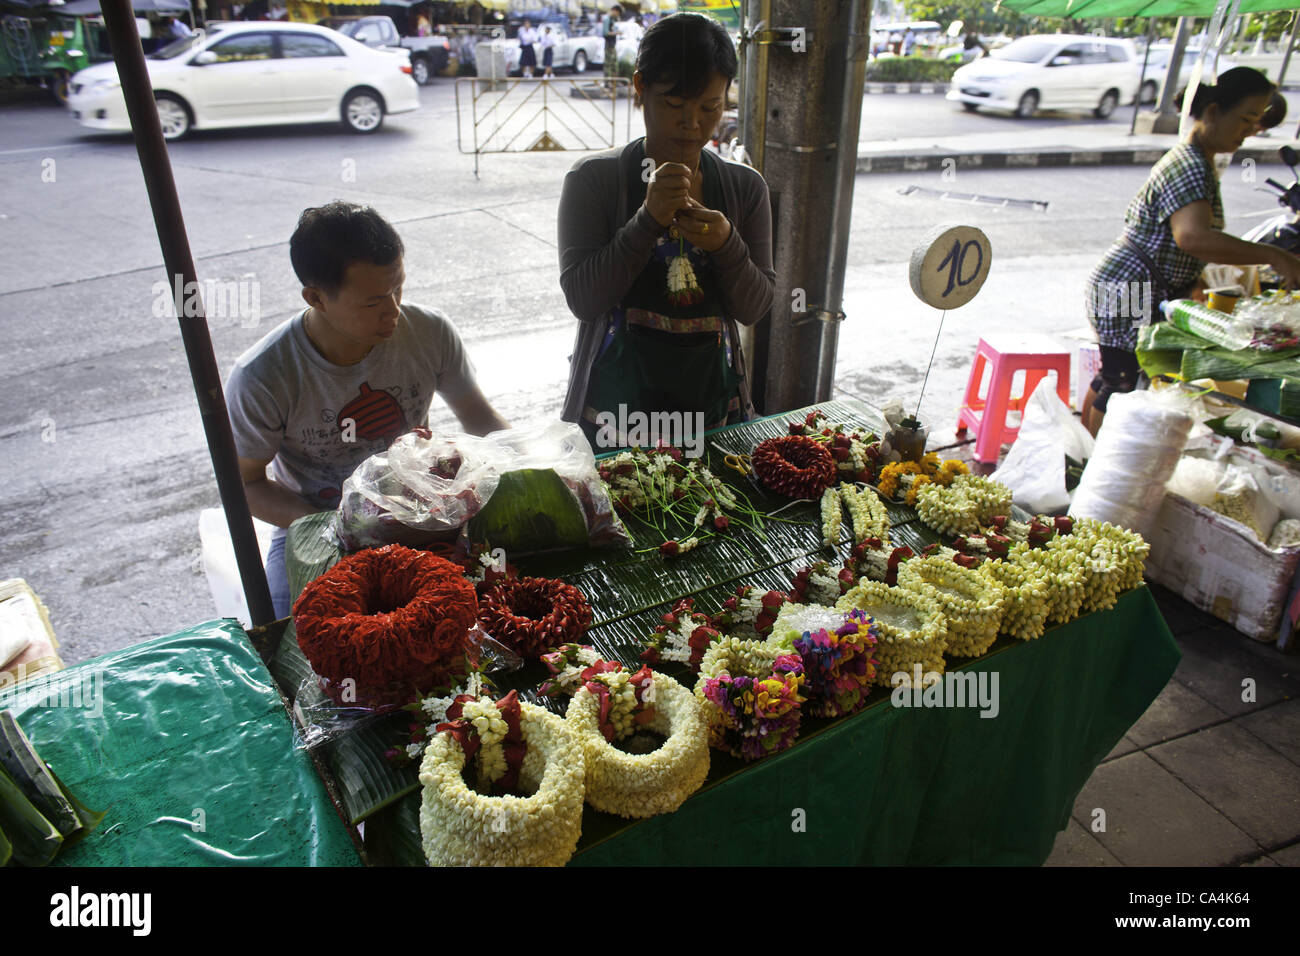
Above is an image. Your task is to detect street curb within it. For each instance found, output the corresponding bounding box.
[856,144,1289,173]
[864,82,951,94]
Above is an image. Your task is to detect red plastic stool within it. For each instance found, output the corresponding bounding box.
[956,335,1071,463]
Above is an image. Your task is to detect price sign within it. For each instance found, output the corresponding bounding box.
[908,224,992,309]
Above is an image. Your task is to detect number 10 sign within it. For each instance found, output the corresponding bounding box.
[908,223,992,310]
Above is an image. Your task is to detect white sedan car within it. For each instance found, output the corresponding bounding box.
[67,21,419,140]
[948,34,1141,119]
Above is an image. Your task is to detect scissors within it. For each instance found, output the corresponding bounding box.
[711,442,752,476]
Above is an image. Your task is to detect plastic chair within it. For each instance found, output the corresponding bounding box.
[956,335,1071,463]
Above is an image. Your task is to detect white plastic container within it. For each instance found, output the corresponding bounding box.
[199,509,277,629]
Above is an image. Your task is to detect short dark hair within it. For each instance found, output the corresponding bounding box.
[635,12,737,100]
[289,202,404,297]
[1181,66,1275,119]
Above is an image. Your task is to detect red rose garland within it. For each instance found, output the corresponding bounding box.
[477,576,593,660]
[751,435,837,499]
[292,544,479,709]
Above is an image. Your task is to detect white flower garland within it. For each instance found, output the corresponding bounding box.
[915,475,1012,537]
[566,672,710,818]
[840,482,890,544]
[835,581,948,685]
[1008,543,1088,625]
[820,486,843,547]
[418,700,585,867]
[896,556,1004,658]
[981,559,1052,642]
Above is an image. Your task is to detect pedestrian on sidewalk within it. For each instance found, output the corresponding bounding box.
[1082,68,1300,435]
[603,4,622,82]
[540,25,556,78]
[518,19,538,77]
[557,13,774,451]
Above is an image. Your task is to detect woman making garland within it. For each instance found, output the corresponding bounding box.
[557,13,776,450]
[1083,67,1300,434]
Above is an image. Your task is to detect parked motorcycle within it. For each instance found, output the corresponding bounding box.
[1243,145,1300,256]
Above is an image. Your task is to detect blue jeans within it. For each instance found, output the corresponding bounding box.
[264,528,291,620]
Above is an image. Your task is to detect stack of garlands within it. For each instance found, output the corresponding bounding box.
[786,410,883,483]
[639,598,721,672]
[540,644,710,818]
[751,435,838,499]
[598,445,764,556]
[896,556,1005,658]
[769,605,880,717]
[877,454,970,506]
[476,574,593,660]
[835,580,948,685]
[914,474,1013,536]
[696,637,806,761]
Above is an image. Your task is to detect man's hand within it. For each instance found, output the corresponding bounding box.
[674,197,732,253]
[444,386,509,436]
[644,161,695,228]
[239,457,317,529]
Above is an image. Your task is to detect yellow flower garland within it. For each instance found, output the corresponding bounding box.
[835,580,948,685]
[896,556,1005,658]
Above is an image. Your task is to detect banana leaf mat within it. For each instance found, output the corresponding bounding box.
[0,620,362,866]
[273,399,1179,864]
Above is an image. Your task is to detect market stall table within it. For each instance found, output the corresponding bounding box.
[272,400,1179,866]
[0,620,361,866]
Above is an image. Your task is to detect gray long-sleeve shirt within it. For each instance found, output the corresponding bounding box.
[556,138,776,422]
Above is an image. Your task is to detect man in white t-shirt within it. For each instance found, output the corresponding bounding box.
[225,202,508,616]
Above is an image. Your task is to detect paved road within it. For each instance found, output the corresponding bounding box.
[0,81,1292,663]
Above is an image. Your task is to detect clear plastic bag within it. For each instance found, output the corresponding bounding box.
[1165,455,1226,507]
[291,624,523,750]
[333,429,503,552]
[1210,464,1280,543]
[331,421,630,554]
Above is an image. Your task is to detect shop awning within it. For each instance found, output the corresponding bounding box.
[997,0,1300,16]
[52,0,191,14]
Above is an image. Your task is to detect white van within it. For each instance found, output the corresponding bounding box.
[947,34,1142,119]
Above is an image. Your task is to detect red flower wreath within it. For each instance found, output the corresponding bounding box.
[751,435,837,499]
[477,576,593,660]
[292,544,478,709]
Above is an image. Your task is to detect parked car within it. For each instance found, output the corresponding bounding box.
[66,21,419,141]
[324,15,451,86]
[1137,44,1237,105]
[947,34,1141,119]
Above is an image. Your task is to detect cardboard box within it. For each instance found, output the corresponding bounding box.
[1073,344,1100,413]
[1145,493,1300,643]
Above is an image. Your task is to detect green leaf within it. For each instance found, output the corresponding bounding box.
[325,718,419,825]
[0,823,10,866]
[363,791,425,866]
[466,468,592,554]
[0,763,61,867]
[0,710,79,840]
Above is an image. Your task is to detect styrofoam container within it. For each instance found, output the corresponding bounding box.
[199,509,277,629]
[1145,492,1300,643]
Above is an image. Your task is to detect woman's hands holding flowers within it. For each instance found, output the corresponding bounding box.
[644,161,695,227]
[675,197,732,252]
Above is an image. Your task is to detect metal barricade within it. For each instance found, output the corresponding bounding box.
[455,76,634,175]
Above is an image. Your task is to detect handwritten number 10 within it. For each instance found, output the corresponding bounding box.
[937,239,983,297]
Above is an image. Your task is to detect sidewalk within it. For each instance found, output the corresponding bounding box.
[858,120,1300,173]
[929,432,1300,867]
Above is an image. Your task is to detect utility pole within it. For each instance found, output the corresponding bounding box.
[741,0,872,413]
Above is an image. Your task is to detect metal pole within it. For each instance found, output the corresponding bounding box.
[1130,16,1156,136]
[1155,15,1191,118]
[744,0,872,414]
[1277,10,1299,89]
[99,0,277,626]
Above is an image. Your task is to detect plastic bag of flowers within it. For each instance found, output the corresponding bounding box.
[695,637,806,760]
[835,580,947,685]
[541,645,709,818]
[769,604,879,717]
[896,556,1005,659]
[418,690,585,867]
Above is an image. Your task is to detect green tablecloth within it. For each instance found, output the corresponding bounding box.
[572,587,1176,866]
[274,398,1179,866]
[0,620,362,866]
